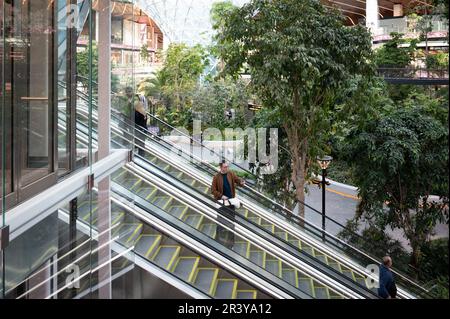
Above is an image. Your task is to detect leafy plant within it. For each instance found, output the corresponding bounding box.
[215,0,374,217]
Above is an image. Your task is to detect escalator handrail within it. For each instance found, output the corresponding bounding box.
[70,103,431,298]
[129,156,379,299]
[110,183,307,299]
[64,82,433,298]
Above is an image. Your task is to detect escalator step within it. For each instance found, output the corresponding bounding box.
[265,259,281,277]
[114,224,143,245]
[298,276,314,296]
[274,231,288,241]
[152,245,181,270]
[260,223,275,233]
[328,261,342,272]
[167,205,188,219]
[111,211,125,226]
[136,186,157,200]
[288,239,301,249]
[249,250,266,268]
[315,253,328,264]
[181,178,196,186]
[200,223,217,238]
[248,216,261,225]
[281,268,298,287]
[172,257,200,282]
[134,234,162,258]
[355,275,366,287]
[301,244,314,256]
[183,214,203,229]
[193,268,219,295]
[314,284,330,299]
[341,268,356,281]
[236,290,257,299]
[151,196,171,208]
[329,291,344,299]
[214,279,238,299]
[232,242,250,257]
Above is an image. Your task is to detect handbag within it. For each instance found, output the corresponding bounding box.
[216,197,241,209]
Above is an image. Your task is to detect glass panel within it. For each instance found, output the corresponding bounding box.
[14,0,54,187]
[57,0,70,177]
[0,0,13,208]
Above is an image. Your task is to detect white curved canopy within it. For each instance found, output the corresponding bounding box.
[136,0,248,47]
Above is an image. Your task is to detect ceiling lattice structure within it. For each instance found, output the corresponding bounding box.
[134,0,432,46]
[135,0,248,46]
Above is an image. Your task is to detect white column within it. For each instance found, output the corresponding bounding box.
[97,0,112,300]
[366,0,379,34]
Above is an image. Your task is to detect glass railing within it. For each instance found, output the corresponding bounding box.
[70,100,362,299]
[76,189,274,299]
[69,82,433,298]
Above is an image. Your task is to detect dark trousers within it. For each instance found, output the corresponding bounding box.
[216,206,236,249]
[135,125,147,157]
[119,114,134,148]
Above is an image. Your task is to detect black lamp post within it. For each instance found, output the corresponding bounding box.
[317,155,333,237]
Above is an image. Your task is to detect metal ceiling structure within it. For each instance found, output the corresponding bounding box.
[135,0,248,46]
[133,0,434,46]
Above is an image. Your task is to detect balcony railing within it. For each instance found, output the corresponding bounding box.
[377,67,449,85]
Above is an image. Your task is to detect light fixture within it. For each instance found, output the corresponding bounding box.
[317,155,333,170]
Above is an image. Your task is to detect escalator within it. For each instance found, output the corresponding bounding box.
[123,113,427,299]
[71,192,277,299]
[110,166,354,299]
[145,116,435,299]
[59,80,426,298]
[60,112,366,298]
[59,100,378,298]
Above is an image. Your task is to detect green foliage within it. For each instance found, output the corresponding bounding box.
[211,1,237,31]
[140,44,150,62]
[338,219,411,273]
[374,33,418,67]
[77,41,120,93]
[426,51,449,69]
[343,104,449,270]
[215,0,374,215]
[325,159,355,185]
[77,43,98,90]
[419,238,449,298]
[191,77,248,130]
[158,43,209,111]
[251,107,296,210]
[419,238,449,281]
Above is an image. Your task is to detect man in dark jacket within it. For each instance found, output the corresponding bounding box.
[211,161,245,201]
[211,161,245,249]
[378,256,397,299]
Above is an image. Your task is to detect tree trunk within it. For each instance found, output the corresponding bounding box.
[409,242,421,280]
[286,130,308,226]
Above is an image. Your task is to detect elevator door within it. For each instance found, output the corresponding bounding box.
[1,0,57,209]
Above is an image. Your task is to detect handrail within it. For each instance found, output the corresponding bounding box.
[129,157,376,298]
[143,112,433,297]
[62,80,433,297]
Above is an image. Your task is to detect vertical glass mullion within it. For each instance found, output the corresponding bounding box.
[87,0,94,299]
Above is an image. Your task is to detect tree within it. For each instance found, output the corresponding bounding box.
[77,41,120,93]
[343,105,449,273]
[215,0,373,217]
[374,32,418,68]
[191,77,248,130]
[158,43,209,111]
[140,44,150,62]
[251,107,297,210]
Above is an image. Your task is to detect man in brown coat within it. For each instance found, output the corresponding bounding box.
[211,161,245,249]
[211,161,245,202]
